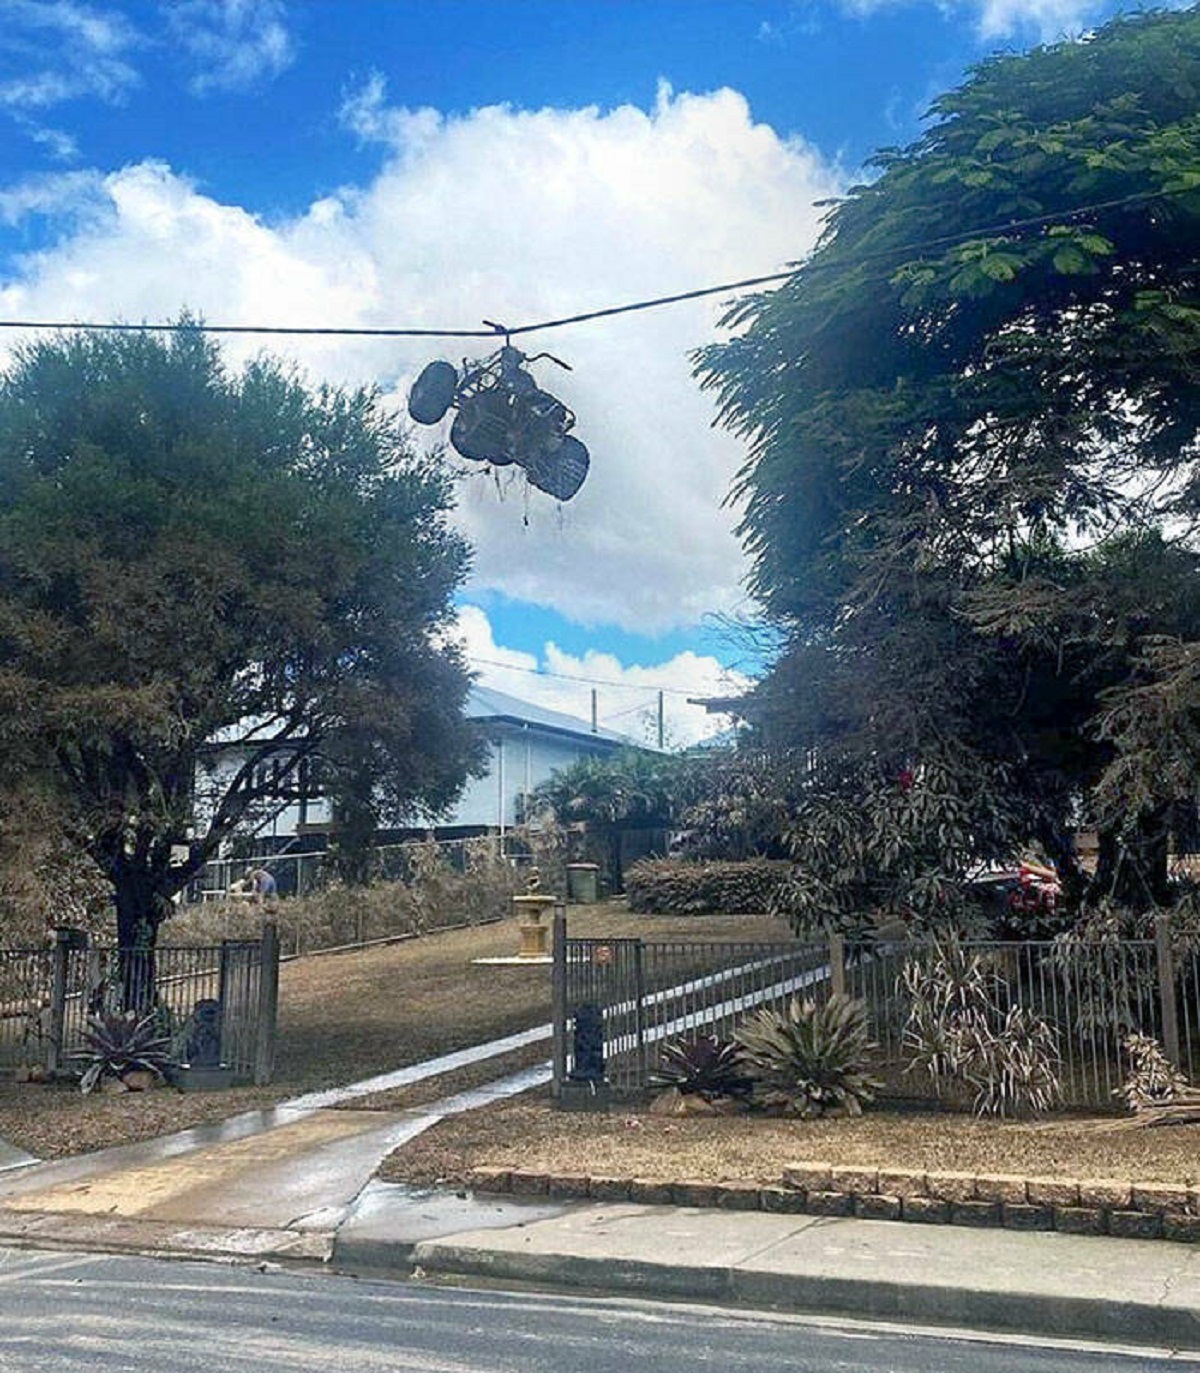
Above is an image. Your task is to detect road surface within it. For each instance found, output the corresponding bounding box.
[1,1248,1196,1371]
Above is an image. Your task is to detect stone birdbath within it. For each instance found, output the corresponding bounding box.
[512,869,557,959]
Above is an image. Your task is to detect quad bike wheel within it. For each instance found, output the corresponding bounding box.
[526,435,590,502]
[450,398,514,465]
[408,360,458,425]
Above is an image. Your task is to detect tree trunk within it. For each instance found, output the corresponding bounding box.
[1091,809,1172,911]
[113,869,169,1012]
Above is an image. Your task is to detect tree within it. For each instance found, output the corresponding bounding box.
[0,325,483,959]
[696,9,1200,926]
[531,750,704,888]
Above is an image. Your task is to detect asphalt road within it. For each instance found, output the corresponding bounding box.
[0,1248,1196,1372]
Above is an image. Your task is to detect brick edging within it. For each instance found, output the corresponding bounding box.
[466,1163,1200,1244]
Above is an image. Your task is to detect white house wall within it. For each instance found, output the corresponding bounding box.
[193,748,331,846]
[445,724,616,831]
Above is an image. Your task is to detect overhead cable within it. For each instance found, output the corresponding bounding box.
[0,184,1189,343]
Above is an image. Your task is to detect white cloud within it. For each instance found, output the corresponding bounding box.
[0,169,103,225]
[0,1,140,111]
[0,84,843,635]
[453,605,750,751]
[166,0,294,95]
[832,0,1109,40]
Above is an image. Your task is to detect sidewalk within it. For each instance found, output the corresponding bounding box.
[331,1182,1200,1351]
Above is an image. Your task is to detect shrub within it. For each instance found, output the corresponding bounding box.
[650,1035,752,1100]
[734,993,881,1117]
[74,1010,174,1094]
[625,858,789,915]
[1118,1032,1189,1112]
[901,935,1061,1117]
[165,837,525,954]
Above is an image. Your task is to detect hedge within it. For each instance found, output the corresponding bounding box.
[625,858,790,915]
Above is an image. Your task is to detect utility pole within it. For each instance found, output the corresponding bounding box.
[657,691,665,750]
[591,688,598,734]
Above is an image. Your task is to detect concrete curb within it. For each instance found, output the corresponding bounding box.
[339,1231,1200,1349]
[0,1207,331,1265]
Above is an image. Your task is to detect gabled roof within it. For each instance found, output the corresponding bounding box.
[466,684,636,748]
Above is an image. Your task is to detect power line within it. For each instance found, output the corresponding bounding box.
[0,185,1188,344]
[468,654,741,697]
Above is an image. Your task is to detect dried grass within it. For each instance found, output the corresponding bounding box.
[378,1092,1200,1188]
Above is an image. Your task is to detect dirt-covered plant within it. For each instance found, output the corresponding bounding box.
[73,1010,174,1094]
[650,1034,752,1101]
[959,1005,1062,1117]
[1047,904,1154,1036]
[1117,1032,1189,1112]
[902,935,1061,1116]
[734,993,880,1117]
[626,858,789,915]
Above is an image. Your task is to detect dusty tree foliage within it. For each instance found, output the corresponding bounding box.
[697,10,1200,926]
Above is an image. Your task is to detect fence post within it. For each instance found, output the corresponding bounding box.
[254,923,280,1085]
[44,928,71,1078]
[634,939,647,1090]
[551,908,567,1099]
[1154,912,1181,1067]
[829,931,847,998]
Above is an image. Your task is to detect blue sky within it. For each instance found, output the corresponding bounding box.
[0,0,1152,744]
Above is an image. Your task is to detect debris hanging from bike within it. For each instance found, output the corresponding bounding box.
[407,343,590,502]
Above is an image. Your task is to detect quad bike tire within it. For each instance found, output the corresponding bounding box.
[408,360,458,425]
[526,435,590,502]
[450,402,514,465]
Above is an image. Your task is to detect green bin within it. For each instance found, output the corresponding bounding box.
[566,862,600,904]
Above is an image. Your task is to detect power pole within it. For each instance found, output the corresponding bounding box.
[657,691,665,750]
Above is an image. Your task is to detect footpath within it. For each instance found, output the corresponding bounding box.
[0,1042,1197,1354]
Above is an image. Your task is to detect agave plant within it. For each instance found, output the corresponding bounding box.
[734,993,881,1118]
[74,1010,174,1095]
[650,1034,752,1101]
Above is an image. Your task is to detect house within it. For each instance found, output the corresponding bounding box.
[440,685,636,837]
[194,685,638,857]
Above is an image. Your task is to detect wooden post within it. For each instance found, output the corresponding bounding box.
[829,931,847,998]
[44,928,72,1078]
[1155,912,1181,1067]
[254,922,281,1086]
[551,908,567,1099]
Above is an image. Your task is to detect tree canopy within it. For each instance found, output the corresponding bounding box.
[0,326,483,948]
[696,9,1200,928]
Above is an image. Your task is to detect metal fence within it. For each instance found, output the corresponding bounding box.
[0,927,279,1084]
[187,834,526,903]
[552,926,829,1095]
[552,917,1200,1109]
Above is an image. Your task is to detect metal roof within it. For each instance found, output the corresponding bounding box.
[466,684,637,747]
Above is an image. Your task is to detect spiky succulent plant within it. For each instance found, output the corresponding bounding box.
[651,1034,752,1100]
[734,993,881,1117]
[74,1010,174,1094]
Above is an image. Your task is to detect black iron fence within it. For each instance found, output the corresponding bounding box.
[552,916,1200,1109]
[0,926,280,1084]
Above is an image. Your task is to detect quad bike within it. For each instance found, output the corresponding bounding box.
[408,344,590,503]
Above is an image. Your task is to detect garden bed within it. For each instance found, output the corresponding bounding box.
[376,1088,1200,1190]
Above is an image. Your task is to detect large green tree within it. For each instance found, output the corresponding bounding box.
[0,326,483,953]
[697,9,1200,927]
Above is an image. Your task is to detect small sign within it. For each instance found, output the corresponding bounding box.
[593,944,613,966]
